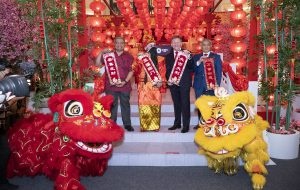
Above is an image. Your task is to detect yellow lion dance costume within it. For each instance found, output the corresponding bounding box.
[194,88,270,190]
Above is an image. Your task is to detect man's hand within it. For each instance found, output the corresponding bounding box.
[154,81,162,88]
[102,48,111,54]
[197,57,205,66]
[116,81,126,87]
[209,83,216,89]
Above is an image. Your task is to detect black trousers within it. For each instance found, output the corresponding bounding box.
[105,90,131,126]
[0,132,10,183]
[169,85,191,129]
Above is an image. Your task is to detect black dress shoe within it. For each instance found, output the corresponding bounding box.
[181,128,189,133]
[193,125,199,130]
[125,125,134,132]
[0,181,19,190]
[168,125,181,130]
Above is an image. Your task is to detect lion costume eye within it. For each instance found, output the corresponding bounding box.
[199,111,206,125]
[233,103,248,121]
[64,100,83,117]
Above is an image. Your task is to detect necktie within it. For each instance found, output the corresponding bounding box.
[174,51,178,59]
[203,53,208,57]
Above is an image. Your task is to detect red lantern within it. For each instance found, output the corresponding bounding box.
[105,29,112,36]
[91,32,106,43]
[230,0,247,6]
[214,44,221,51]
[230,26,247,38]
[230,10,246,21]
[89,1,106,14]
[89,16,105,28]
[230,42,247,53]
[196,36,204,42]
[91,47,102,58]
[267,44,276,55]
[59,48,68,58]
[105,38,113,44]
[124,45,130,51]
[229,58,246,67]
[214,35,223,42]
[199,1,208,7]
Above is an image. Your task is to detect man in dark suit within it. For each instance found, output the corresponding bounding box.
[165,36,193,133]
[193,39,222,129]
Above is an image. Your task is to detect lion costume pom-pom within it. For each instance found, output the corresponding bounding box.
[194,87,270,190]
[7,89,124,190]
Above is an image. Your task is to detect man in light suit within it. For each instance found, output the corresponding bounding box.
[193,39,222,129]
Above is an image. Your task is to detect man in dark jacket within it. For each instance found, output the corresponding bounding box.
[193,38,222,129]
[165,36,193,133]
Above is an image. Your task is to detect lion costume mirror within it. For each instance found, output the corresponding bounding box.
[194,87,270,190]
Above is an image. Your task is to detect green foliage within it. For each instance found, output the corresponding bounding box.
[16,0,84,109]
[257,0,300,130]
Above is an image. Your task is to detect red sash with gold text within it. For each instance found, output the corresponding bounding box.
[168,51,188,85]
[138,53,162,84]
[103,52,121,85]
[203,58,217,90]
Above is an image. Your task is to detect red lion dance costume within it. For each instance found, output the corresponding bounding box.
[7,89,124,190]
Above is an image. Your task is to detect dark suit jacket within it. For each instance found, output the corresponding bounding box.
[165,48,194,87]
[193,52,222,94]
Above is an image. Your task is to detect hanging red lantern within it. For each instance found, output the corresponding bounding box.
[230,10,246,21]
[89,1,106,14]
[230,0,247,6]
[230,26,247,38]
[124,45,130,51]
[267,44,276,55]
[91,47,102,58]
[89,16,105,28]
[105,38,113,44]
[91,32,106,43]
[214,44,221,51]
[229,58,246,67]
[214,35,223,42]
[196,36,204,42]
[230,42,247,53]
[59,48,68,58]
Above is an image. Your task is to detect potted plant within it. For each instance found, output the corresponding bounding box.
[257,0,300,159]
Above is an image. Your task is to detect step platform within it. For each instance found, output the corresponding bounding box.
[108,126,276,167]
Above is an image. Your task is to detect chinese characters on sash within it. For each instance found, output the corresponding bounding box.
[168,51,188,85]
[138,53,162,85]
[103,52,121,85]
[203,58,217,90]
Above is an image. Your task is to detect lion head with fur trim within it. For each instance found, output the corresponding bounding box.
[194,88,269,160]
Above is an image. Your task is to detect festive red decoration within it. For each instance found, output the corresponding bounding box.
[214,34,223,42]
[230,42,247,53]
[267,44,276,55]
[89,1,106,14]
[230,10,246,21]
[91,47,102,58]
[89,16,105,28]
[91,32,106,43]
[223,63,249,91]
[229,58,246,67]
[230,0,247,6]
[7,89,124,190]
[230,26,247,38]
[59,48,68,58]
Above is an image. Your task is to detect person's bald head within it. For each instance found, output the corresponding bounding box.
[201,39,212,53]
